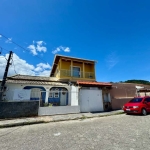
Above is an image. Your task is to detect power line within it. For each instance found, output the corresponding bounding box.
[0,33,48,64]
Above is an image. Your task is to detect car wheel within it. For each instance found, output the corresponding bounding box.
[126,113,129,115]
[142,108,147,116]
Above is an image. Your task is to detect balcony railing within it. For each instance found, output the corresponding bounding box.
[59,69,95,79]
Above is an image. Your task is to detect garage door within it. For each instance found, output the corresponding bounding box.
[79,89,104,112]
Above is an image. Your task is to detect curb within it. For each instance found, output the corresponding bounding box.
[0,112,124,128]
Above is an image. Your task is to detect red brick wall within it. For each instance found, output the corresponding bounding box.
[111,98,131,110]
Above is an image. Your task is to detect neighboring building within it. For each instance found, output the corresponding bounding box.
[110,83,150,110]
[3,75,78,106]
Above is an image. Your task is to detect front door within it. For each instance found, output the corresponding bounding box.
[60,89,67,106]
[73,67,80,77]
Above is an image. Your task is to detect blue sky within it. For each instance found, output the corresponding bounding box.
[0,0,150,82]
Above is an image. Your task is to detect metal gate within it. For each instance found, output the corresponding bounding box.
[79,89,104,112]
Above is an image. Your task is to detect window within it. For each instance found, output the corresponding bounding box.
[129,98,143,103]
[49,92,53,98]
[145,98,150,102]
[54,88,59,98]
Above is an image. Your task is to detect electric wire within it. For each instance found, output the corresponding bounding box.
[0,33,48,64]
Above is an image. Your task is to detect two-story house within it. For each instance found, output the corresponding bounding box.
[3,54,112,116]
[49,55,112,112]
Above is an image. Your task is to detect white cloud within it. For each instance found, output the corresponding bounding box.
[27,40,47,55]
[0,35,2,38]
[34,63,51,73]
[52,46,70,54]
[63,47,70,52]
[106,52,119,69]
[0,53,51,79]
[5,38,12,43]
[36,45,47,52]
[36,41,45,46]
[27,45,37,55]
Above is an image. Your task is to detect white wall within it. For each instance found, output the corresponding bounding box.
[70,85,79,106]
[3,83,74,106]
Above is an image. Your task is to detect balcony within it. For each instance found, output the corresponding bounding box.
[58,69,95,79]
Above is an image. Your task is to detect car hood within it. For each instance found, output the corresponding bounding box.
[124,103,141,107]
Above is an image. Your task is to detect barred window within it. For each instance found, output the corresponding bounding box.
[54,88,59,98]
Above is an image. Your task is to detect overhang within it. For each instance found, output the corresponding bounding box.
[77,81,112,87]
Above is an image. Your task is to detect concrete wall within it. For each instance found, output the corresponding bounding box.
[0,101,39,119]
[38,106,80,116]
[111,98,131,110]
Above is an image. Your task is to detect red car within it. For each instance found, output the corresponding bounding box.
[123,96,150,115]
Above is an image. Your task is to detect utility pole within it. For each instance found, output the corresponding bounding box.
[0,51,13,101]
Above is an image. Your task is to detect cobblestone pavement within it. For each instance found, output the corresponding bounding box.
[0,114,150,150]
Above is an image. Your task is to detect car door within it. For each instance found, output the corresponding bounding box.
[144,98,150,112]
[147,98,150,112]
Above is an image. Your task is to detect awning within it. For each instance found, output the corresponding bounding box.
[77,81,112,87]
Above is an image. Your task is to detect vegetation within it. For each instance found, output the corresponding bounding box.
[124,80,150,85]
[109,80,150,85]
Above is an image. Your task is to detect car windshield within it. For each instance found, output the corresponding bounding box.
[129,98,143,103]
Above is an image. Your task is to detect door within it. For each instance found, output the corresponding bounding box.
[60,89,67,106]
[80,89,90,112]
[80,89,104,112]
[144,98,150,112]
[73,67,80,77]
[30,88,41,100]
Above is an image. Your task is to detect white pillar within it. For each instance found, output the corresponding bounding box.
[71,85,78,106]
[45,89,49,103]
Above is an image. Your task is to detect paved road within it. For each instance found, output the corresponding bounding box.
[0,114,150,150]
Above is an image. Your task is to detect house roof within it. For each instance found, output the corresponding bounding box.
[50,54,97,77]
[77,81,112,87]
[7,75,58,81]
[6,75,68,86]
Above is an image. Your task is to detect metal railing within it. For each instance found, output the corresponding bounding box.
[59,69,95,79]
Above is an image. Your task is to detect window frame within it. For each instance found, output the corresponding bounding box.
[49,91,53,98]
[54,88,59,98]
[72,66,81,77]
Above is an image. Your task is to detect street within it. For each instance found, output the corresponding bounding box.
[0,114,150,150]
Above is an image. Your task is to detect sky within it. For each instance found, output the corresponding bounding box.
[0,0,150,82]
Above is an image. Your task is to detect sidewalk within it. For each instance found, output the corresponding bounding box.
[0,110,124,128]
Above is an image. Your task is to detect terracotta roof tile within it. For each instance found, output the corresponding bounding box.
[6,79,67,86]
[7,75,58,81]
[6,75,67,86]
[77,81,112,86]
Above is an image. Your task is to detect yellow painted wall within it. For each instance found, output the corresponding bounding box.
[84,64,94,72]
[61,60,71,70]
[55,58,95,80]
